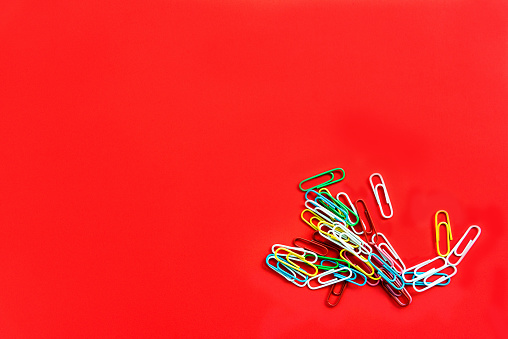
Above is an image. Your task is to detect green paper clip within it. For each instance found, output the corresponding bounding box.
[298,168,345,192]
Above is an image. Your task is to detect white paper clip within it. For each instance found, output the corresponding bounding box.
[369,173,393,219]
[305,200,342,224]
[402,256,448,283]
[412,265,457,292]
[446,225,481,266]
[336,192,360,226]
[307,267,352,290]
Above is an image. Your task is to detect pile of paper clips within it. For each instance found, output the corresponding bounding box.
[265,168,481,307]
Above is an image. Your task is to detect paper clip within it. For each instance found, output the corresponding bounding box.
[312,257,342,270]
[307,267,352,290]
[446,225,481,266]
[340,249,378,278]
[299,168,345,192]
[368,253,404,291]
[337,224,372,256]
[336,192,360,226]
[366,271,381,286]
[317,188,357,227]
[403,271,451,286]
[271,244,318,263]
[320,260,339,270]
[305,200,343,224]
[336,267,367,286]
[274,247,319,277]
[275,258,310,287]
[321,229,357,255]
[325,222,370,256]
[412,265,458,292]
[369,173,393,219]
[311,232,343,257]
[266,254,308,287]
[403,256,448,283]
[306,190,348,222]
[327,281,348,307]
[301,209,325,231]
[372,233,406,274]
[266,254,294,281]
[293,237,328,256]
[355,199,377,243]
[381,280,412,307]
[435,210,453,257]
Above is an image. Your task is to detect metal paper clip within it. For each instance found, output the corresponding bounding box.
[336,192,360,227]
[445,225,481,266]
[322,227,357,254]
[274,247,319,277]
[301,209,325,231]
[293,237,328,256]
[306,190,348,222]
[307,267,352,290]
[311,232,343,257]
[326,223,366,256]
[412,265,457,292]
[369,173,393,219]
[327,281,348,307]
[372,233,406,274]
[435,210,453,257]
[305,200,341,224]
[266,254,308,287]
[318,259,340,270]
[271,244,318,263]
[368,253,404,291]
[275,257,309,287]
[317,188,357,227]
[309,255,350,270]
[333,223,372,256]
[299,168,345,192]
[340,249,377,278]
[403,256,448,283]
[422,266,457,285]
[355,199,377,243]
[266,254,294,281]
[366,271,381,286]
[381,279,401,297]
[336,267,367,286]
[403,271,451,286]
[381,280,412,307]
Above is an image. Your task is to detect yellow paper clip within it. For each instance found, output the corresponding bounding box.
[301,209,325,231]
[435,210,453,257]
[274,247,318,277]
[339,249,378,279]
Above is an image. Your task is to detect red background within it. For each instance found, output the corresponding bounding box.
[1,0,507,337]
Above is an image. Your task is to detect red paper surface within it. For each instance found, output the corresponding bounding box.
[1,0,507,337]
